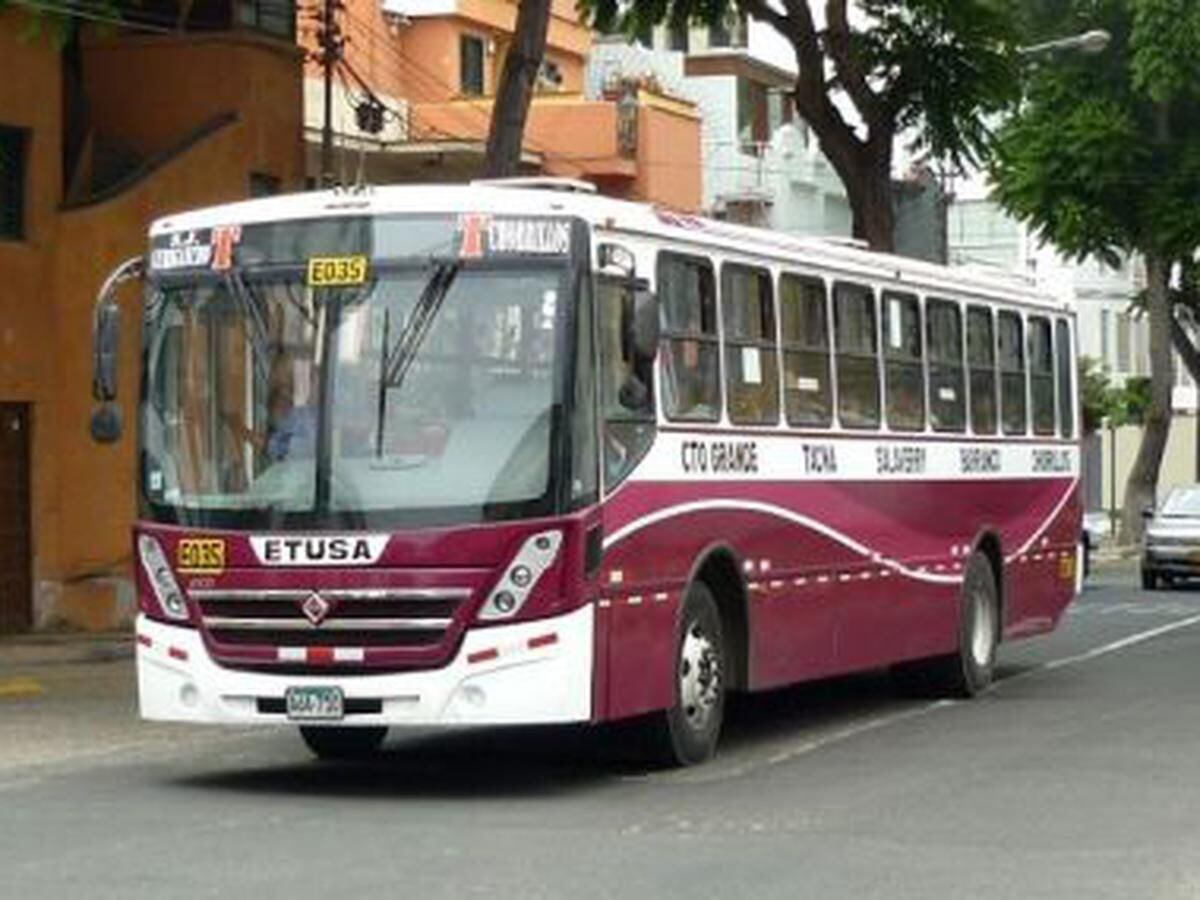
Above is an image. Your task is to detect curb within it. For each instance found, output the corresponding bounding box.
[0,633,135,669]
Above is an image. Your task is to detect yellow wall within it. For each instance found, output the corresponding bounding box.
[0,15,304,630]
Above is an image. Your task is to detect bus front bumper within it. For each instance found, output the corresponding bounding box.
[136,604,594,727]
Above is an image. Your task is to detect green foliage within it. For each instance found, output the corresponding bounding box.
[989,0,1200,264]
[1080,356,1152,429]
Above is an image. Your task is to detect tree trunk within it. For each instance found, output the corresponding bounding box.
[483,0,552,179]
[809,124,895,253]
[1120,255,1174,544]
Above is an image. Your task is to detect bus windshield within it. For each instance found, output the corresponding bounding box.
[140,263,569,528]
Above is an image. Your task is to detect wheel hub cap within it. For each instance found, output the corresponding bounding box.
[680,623,721,732]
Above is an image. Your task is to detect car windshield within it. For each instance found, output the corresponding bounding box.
[1160,487,1200,518]
[140,264,568,527]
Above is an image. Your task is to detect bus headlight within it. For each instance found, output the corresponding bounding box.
[478,530,563,621]
[137,534,189,621]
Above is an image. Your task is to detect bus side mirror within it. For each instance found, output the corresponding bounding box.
[1142,506,1155,521]
[90,404,123,444]
[93,302,120,404]
[628,286,659,364]
[88,256,144,444]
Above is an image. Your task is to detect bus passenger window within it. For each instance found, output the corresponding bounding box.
[780,274,831,427]
[927,299,965,432]
[1056,319,1075,438]
[882,291,924,431]
[722,264,779,425]
[658,253,720,422]
[834,282,880,429]
[1029,316,1055,435]
[967,306,997,434]
[998,310,1027,435]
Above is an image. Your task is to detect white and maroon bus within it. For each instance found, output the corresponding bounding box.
[90,180,1080,765]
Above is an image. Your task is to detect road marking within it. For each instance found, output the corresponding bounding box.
[0,678,45,699]
[1027,611,1200,676]
[638,612,1200,785]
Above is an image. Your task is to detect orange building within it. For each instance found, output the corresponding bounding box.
[297,0,701,209]
[0,5,304,632]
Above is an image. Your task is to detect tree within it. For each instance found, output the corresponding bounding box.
[483,0,553,178]
[578,0,1022,251]
[989,0,1200,543]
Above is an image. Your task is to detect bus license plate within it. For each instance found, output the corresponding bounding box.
[285,686,344,721]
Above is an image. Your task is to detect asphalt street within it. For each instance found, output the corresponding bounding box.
[3,562,1200,900]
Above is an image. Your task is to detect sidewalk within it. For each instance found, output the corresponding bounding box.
[0,629,133,670]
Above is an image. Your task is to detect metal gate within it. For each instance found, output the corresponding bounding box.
[0,404,31,632]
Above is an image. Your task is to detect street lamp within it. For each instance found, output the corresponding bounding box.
[1019,29,1111,59]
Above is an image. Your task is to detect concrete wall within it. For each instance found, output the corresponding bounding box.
[1098,417,1200,517]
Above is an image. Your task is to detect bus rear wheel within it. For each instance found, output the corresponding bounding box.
[894,552,999,698]
[300,726,388,761]
[644,582,726,766]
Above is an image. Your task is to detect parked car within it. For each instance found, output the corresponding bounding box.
[1081,511,1111,580]
[1141,486,1200,589]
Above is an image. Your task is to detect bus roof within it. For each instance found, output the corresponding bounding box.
[149,182,1068,314]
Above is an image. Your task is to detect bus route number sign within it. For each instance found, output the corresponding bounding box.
[177,538,226,573]
[307,255,368,287]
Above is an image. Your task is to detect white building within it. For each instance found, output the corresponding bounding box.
[587,23,851,236]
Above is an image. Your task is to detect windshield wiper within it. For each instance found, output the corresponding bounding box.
[374,260,460,457]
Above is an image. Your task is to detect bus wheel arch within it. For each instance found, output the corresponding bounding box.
[688,545,749,693]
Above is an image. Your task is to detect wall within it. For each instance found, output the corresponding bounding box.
[83,32,303,188]
[0,11,64,629]
[1099,418,1200,519]
[0,19,305,630]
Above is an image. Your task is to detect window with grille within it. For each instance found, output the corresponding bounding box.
[0,126,27,241]
[722,264,778,425]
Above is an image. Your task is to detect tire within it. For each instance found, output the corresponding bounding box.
[1141,569,1158,591]
[642,582,727,767]
[895,551,999,698]
[300,726,388,761]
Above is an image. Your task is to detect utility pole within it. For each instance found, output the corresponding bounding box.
[317,0,342,187]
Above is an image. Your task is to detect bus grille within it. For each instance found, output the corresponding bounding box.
[191,587,471,656]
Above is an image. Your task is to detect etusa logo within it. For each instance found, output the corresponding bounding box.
[249,535,389,567]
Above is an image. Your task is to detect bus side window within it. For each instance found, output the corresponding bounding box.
[834,282,880,429]
[927,298,965,432]
[722,263,779,425]
[659,253,720,422]
[1056,318,1075,438]
[967,305,997,434]
[998,310,1027,435]
[882,290,924,431]
[780,273,831,427]
[1029,316,1055,435]
[598,278,655,489]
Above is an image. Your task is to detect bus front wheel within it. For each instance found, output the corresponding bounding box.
[300,726,388,761]
[645,581,727,766]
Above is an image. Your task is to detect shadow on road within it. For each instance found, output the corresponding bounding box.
[168,668,977,799]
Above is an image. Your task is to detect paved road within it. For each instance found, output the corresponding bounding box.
[4,564,1200,899]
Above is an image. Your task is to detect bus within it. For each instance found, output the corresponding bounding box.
[89,180,1081,766]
